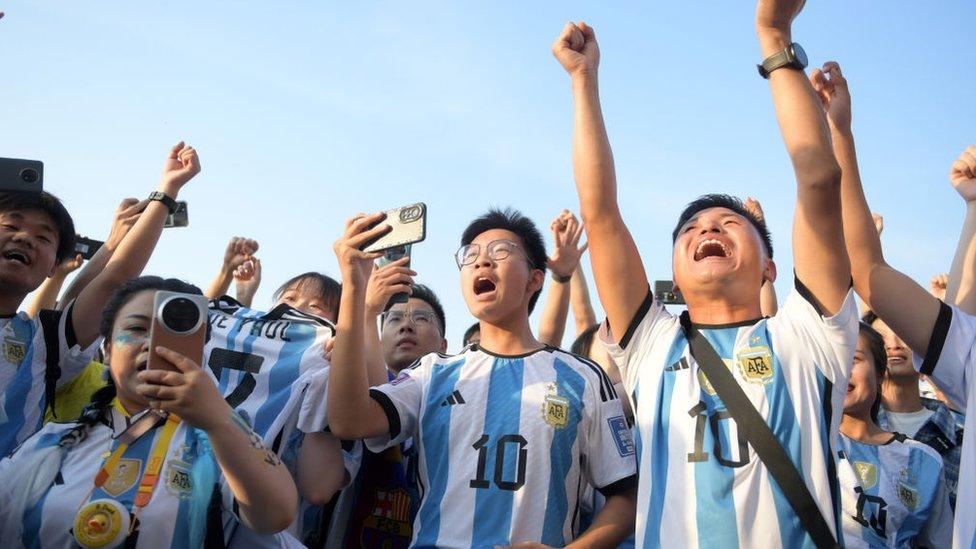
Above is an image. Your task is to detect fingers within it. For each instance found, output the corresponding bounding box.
[121,198,149,218]
[135,381,179,402]
[117,197,140,212]
[169,141,186,159]
[344,212,391,249]
[153,346,198,373]
[137,369,185,387]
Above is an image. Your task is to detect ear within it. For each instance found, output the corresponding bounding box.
[528,269,545,295]
[438,338,448,354]
[100,339,112,366]
[762,258,777,285]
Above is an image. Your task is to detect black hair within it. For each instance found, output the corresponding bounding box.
[99,276,202,340]
[671,194,773,259]
[0,191,77,264]
[461,208,547,313]
[273,272,342,320]
[383,283,446,336]
[571,324,601,358]
[858,321,888,422]
[462,322,480,347]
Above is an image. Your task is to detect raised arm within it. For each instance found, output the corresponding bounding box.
[327,213,395,440]
[71,143,201,347]
[363,257,416,386]
[538,210,587,347]
[205,237,259,300]
[944,146,976,313]
[570,266,598,336]
[553,22,650,336]
[817,64,942,352]
[756,1,849,315]
[25,255,81,317]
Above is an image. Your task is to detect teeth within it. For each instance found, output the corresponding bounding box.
[695,239,730,259]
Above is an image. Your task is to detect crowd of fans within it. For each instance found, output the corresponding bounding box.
[0,1,973,547]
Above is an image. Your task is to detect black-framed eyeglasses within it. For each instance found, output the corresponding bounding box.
[381,309,440,333]
[454,239,531,269]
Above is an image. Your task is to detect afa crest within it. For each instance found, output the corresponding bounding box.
[737,346,774,385]
[898,482,919,510]
[542,383,570,429]
[165,461,194,499]
[4,338,26,364]
[853,461,878,490]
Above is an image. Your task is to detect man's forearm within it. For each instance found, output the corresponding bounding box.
[538,279,571,347]
[945,202,976,312]
[328,283,378,438]
[568,488,636,548]
[57,246,111,309]
[205,269,234,300]
[572,74,619,224]
[570,266,598,335]
[26,274,68,317]
[363,311,391,386]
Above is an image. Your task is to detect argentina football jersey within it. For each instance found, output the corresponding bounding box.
[0,304,98,456]
[366,345,637,548]
[600,280,859,548]
[914,302,976,548]
[837,433,952,548]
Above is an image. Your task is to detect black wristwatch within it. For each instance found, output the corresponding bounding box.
[147,191,178,214]
[757,42,807,79]
[551,272,572,284]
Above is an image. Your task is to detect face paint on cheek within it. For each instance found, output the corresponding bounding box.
[113,333,142,347]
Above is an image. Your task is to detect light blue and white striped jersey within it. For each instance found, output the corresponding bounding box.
[0,305,98,455]
[914,302,975,549]
[600,282,859,548]
[0,406,237,548]
[837,433,952,548]
[367,345,638,548]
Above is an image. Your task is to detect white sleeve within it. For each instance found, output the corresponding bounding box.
[598,290,678,396]
[363,360,429,453]
[582,380,638,495]
[919,462,954,549]
[769,278,859,385]
[340,439,363,488]
[915,302,972,409]
[297,368,329,434]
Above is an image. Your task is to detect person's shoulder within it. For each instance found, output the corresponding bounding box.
[545,346,618,400]
[894,434,944,466]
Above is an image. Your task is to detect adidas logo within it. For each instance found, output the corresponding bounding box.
[440,390,465,407]
[665,357,690,372]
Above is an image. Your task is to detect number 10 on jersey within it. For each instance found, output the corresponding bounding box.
[470,434,528,491]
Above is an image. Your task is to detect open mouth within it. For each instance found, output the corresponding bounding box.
[474,277,496,295]
[2,250,30,265]
[847,383,855,393]
[693,239,731,261]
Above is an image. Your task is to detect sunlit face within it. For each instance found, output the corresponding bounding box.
[671,207,772,302]
[870,318,913,378]
[103,290,155,410]
[277,282,337,322]
[844,333,880,416]
[459,229,543,323]
[0,209,59,295]
[381,297,446,372]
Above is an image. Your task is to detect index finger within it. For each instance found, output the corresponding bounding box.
[153,346,198,373]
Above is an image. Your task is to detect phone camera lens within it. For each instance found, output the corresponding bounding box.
[160,297,201,333]
[400,206,420,223]
[19,169,39,184]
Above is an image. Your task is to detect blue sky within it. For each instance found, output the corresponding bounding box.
[2,1,974,348]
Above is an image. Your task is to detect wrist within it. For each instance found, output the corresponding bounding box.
[571,70,599,91]
[154,183,181,200]
[551,271,573,283]
[757,29,791,58]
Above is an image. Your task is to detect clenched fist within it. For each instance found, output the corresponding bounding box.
[950,145,976,203]
[552,22,599,78]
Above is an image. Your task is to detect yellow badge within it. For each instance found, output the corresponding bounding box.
[102,458,141,497]
[73,498,130,549]
[737,346,774,385]
[898,482,919,510]
[3,338,26,364]
[853,461,878,490]
[542,383,570,429]
[165,461,194,499]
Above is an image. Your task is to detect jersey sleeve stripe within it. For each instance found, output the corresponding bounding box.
[919,302,952,376]
[369,388,402,439]
[555,349,617,402]
[618,288,653,350]
[597,473,638,498]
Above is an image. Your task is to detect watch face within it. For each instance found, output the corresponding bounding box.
[791,43,808,68]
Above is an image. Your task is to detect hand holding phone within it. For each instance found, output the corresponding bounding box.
[361,203,426,253]
[373,245,413,306]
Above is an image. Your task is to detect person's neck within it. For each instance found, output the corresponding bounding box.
[0,288,27,317]
[116,395,147,417]
[840,412,891,444]
[881,377,924,413]
[477,314,540,356]
[686,294,763,325]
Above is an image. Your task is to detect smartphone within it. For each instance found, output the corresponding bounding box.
[163,201,189,228]
[654,280,685,305]
[362,202,426,253]
[148,291,208,372]
[375,245,412,305]
[0,158,43,194]
[74,236,104,260]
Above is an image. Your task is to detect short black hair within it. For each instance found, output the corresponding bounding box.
[100,276,202,339]
[463,322,480,347]
[274,272,342,319]
[383,283,446,336]
[571,324,601,358]
[857,321,888,422]
[672,194,773,259]
[461,208,547,313]
[0,191,76,264]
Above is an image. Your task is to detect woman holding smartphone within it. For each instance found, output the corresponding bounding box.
[0,277,297,548]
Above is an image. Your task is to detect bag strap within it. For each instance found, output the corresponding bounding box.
[38,309,63,420]
[680,313,838,548]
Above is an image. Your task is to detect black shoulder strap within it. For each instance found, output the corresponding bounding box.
[204,483,225,548]
[38,309,63,419]
[680,313,838,548]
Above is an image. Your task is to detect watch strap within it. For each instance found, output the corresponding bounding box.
[757,43,802,79]
[147,191,178,214]
[551,272,572,283]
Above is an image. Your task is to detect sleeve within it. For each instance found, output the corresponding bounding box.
[339,439,363,488]
[771,277,859,385]
[919,460,954,549]
[297,368,329,434]
[45,302,101,388]
[582,375,638,497]
[598,290,678,395]
[915,302,972,409]
[363,360,429,453]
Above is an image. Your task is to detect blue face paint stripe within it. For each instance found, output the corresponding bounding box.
[253,322,317,436]
[414,358,465,546]
[540,358,585,546]
[1,317,39,454]
[642,339,683,548]
[470,357,525,547]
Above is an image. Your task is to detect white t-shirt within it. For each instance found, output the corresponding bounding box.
[883,408,935,439]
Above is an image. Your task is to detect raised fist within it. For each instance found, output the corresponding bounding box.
[159,141,201,193]
[552,22,599,77]
[221,237,259,274]
[949,145,976,203]
[930,273,948,301]
[756,0,807,34]
[810,62,852,133]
